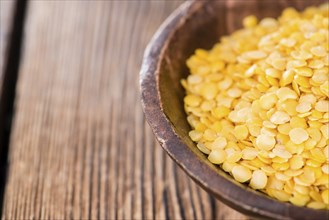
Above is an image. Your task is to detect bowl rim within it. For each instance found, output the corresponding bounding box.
[140,1,329,219]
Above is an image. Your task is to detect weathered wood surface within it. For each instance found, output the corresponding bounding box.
[0,0,15,96]
[2,1,247,219]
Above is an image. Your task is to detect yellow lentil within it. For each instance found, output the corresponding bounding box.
[259,93,277,110]
[273,146,292,159]
[263,121,276,129]
[197,143,210,154]
[275,172,291,182]
[284,169,304,177]
[280,70,295,87]
[281,100,299,116]
[292,117,308,128]
[203,129,217,141]
[307,127,322,142]
[320,124,329,139]
[307,201,327,209]
[211,106,230,119]
[184,95,202,107]
[276,87,298,101]
[242,148,258,160]
[211,136,227,149]
[290,194,310,207]
[277,123,292,135]
[300,94,317,104]
[243,15,258,28]
[226,149,243,163]
[322,190,329,204]
[295,67,313,77]
[321,164,329,174]
[270,111,290,124]
[208,149,227,164]
[271,189,291,202]
[222,161,237,173]
[201,83,218,100]
[306,159,322,168]
[310,148,327,163]
[183,4,329,209]
[234,125,249,140]
[289,128,309,144]
[256,134,276,150]
[232,165,252,183]
[324,146,329,161]
[304,139,317,150]
[189,130,203,141]
[250,170,268,189]
[296,102,312,113]
[294,185,310,195]
[310,190,323,203]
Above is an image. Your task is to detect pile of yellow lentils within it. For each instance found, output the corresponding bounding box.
[182,4,329,209]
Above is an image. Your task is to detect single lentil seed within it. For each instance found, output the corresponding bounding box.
[289,128,309,144]
[315,100,329,112]
[296,102,312,113]
[259,93,277,110]
[256,134,276,150]
[208,149,227,164]
[250,170,268,189]
[243,15,258,28]
[276,87,298,101]
[234,125,249,140]
[270,111,290,124]
[232,165,252,183]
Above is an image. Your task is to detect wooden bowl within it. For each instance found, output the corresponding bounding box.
[140,0,329,219]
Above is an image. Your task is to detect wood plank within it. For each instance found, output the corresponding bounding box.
[2,1,247,219]
[0,0,17,215]
[0,0,15,90]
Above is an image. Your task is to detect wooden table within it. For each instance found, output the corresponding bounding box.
[0,1,247,219]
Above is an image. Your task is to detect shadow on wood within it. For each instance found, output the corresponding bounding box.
[0,0,28,215]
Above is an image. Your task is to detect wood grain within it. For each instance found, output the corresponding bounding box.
[2,1,247,219]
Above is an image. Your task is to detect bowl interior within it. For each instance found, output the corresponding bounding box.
[160,0,325,166]
[142,0,328,219]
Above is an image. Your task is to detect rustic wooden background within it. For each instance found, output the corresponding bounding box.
[0,1,247,219]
